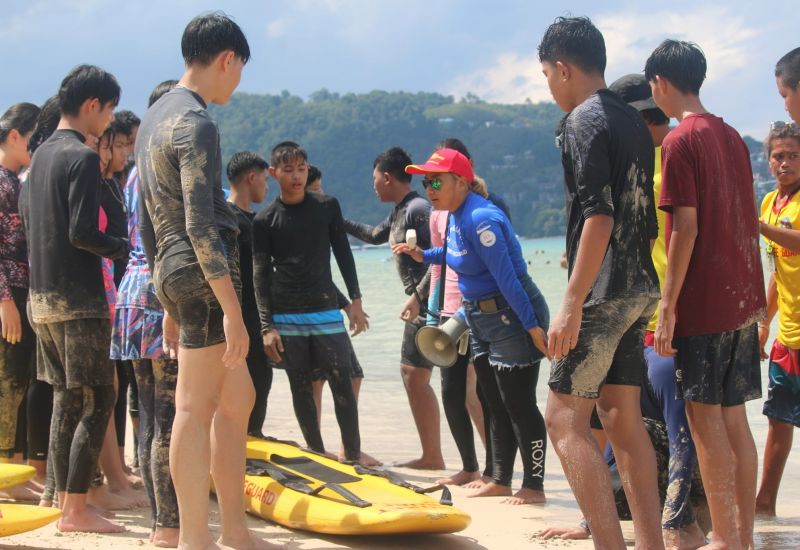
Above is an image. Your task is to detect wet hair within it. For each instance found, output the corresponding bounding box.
[0,102,41,145]
[58,64,121,116]
[270,141,307,168]
[374,147,412,184]
[764,122,800,157]
[640,107,670,126]
[538,16,606,75]
[307,164,322,185]
[111,110,140,138]
[181,12,250,67]
[776,47,800,91]
[645,40,706,95]
[437,137,471,160]
[27,96,61,154]
[148,79,179,107]
[227,151,268,183]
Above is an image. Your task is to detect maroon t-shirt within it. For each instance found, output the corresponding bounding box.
[659,113,765,338]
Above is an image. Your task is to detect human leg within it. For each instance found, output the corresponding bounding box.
[132,360,157,527]
[721,405,757,549]
[246,329,272,438]
[465,362,486,446]
[439,351,479,484]
[312,379,325,426]
[27,378,52,482]
[755,418,793,516]
[151,358,179,545]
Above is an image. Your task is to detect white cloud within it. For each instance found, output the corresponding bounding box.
[447,5,760,103]
[266,18,289,38]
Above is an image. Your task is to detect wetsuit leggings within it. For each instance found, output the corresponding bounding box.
[133,359,179,529]
[246,328,272,436]
[440,350,479,473]
[285,367,360,461]
[49,384,115,493]
[473,356,546,491]
[114,360,138,448]
[26,379,53,461]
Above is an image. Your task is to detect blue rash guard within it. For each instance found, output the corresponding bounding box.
[422,192,538,330]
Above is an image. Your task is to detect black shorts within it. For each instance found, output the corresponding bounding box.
[549,294,659,399]
[311,340,364,381]
[674,323,761,406]
[280,331,354,381]
[156,235,241,350]
[401,317,433,370]
[35,318,114,389]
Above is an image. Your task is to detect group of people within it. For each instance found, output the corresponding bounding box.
[0,10,798,550]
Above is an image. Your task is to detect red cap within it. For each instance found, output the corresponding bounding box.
[405,148,474,182]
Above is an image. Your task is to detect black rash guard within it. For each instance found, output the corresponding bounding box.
[252,192,361,333]
[19,129,129,323]
[135,87,238,284]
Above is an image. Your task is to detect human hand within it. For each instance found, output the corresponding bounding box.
[222,313,249,369]
[348,299,369,336]
[547,301,582,361]
[0,299,22,344]
[528,326,549,356]
[262,329,284,363]
[655,304,677,357]
[536,525,590,540]
[400,294,420,322]
[758,324,770,360]
[162,311,179,359]
[391,243,423,263]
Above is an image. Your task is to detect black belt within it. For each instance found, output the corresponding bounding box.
[465,294,509,314]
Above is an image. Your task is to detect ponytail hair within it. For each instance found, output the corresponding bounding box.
[0,102,40,145]
[27,96,61,155]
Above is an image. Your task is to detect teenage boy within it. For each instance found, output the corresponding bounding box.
[755,122,800,517]
[19,65,129,533]
[253,141,366,463]
[226,151,272,438]
[538,17,664,549]
[647,40,766,550]
[344,147,444,470]
[136,14,277,550]
[776,48,800,124]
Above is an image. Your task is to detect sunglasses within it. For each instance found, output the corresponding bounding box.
[421,178,442,191]
[771,121,799,131]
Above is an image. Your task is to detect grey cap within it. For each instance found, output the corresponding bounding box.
[609,73,657,111]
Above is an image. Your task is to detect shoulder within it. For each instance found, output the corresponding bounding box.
[566,93,609,131]
[406,193,431,215]
[254,199,281,222]
[761,189,778,212]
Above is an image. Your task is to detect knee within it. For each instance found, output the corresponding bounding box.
[544,407,567,443]
[401,365,430,390]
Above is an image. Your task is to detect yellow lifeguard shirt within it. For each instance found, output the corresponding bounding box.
[761,188,800,348]
[647,146,666,332]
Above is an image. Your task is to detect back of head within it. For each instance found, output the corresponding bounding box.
[182,12,250,67]
[645,40,706,95]
[764,121,800,157]
[0,102,41,145]
[538,16,606,76]
[437,138,471,160]
[58,64,121,117]
[776,47,800,91]
[227,151,268,183]
[307,164,322,185]
[27,96,61,154]
[148,79,179,108]
[270,141,307,168]
[608,73,669,126]
[111,110,140,138]
[374,147,412,184]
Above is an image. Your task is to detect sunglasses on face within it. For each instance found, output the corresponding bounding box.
[421,178,442,191]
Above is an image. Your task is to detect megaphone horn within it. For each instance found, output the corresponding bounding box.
[415,316,470,368]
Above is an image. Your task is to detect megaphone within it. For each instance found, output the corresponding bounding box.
[415,316,470,368]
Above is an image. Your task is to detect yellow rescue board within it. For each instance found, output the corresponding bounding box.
[0,504,61,536]
[244,437,471,535]
[0,464,36,490]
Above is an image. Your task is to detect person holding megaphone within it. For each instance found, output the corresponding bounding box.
[393,148,550,505]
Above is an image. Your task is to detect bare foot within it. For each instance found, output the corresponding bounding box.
[0,481,42,501]
[125,472,144,489]
[218,533,285,549]
[340,450,383,467]
[696,532,731,550]
[87,503,116,518]
[755,503,776,518]
[88,484,137,510]
[394,457,445,470]
[153,526,180,548]
[467,481,512,498]
[680,521,707,550]
[437,470,480,486]
[462,476,491,490]
[58,508,125,533]
[110,487,149,508]
[502,487,546,505]
[536,525,590,540]
[39,499,54,508]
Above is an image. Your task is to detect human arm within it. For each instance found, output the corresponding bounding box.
[138,190,157,273]
[759,274,778,359]
[343,215,392,245]
[760,221,800,252]
[329,198,367,335]
[251,214,283,362]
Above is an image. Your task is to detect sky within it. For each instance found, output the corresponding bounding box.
[0,0,795,138]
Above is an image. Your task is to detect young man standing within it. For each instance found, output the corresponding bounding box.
[755,122,800,517]
[538,17,664,549]
[226,151,272,438]
[344,147,444,470]
[252,141,366,463]
[136,14,277,550]
[776,48,800,125]
[647,40,766,550]
[19,65,129,533]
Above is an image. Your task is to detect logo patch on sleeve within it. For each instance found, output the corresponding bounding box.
[479,230,497,247]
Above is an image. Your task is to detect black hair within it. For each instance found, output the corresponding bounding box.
[111,110,140,138]
[58,64,121,117]
[148,79,179,107]
[644,40,706,95]
[538,16,606,75]
[0,102,41,144]
[181,12,250,67]
[227,151,268,183]
[437,137,472,160]
[640,107,670,127]
[27,96,61,154]
[374,147,412,184]
[270,141,307,168]
[306,164,322,185]
[764,122,800,157]
[776,47,800,91]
